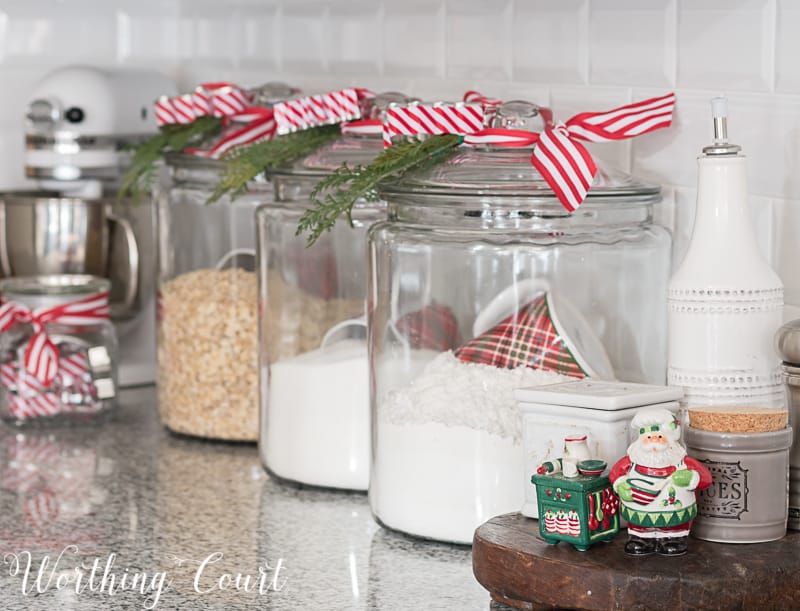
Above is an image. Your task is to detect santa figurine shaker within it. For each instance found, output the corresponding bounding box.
[609,408,712,556]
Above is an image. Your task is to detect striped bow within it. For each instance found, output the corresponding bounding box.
[154,82,280,160]
[387,92,675,212]
[273,88,363,135]
[154,82,252,126]
[529,93,675,212]
[0,292,110,388]
[185,106,277,160]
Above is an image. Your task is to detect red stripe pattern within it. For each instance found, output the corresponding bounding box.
[273,88,361,135]
[532,93,675,211]
[463,90,502,126]
[0,292,109,388]
[186,106,277,159]
[1,352,94,420]
[155,82,252,127]
[383,102,485,147]
[340,119,383,136]
[454,294,586,378]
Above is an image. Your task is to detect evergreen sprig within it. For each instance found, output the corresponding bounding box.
[119,115,222,202]
[297,134,461,246]
[207,125,342,204]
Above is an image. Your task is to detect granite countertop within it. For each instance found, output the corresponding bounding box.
[0,387,491,610]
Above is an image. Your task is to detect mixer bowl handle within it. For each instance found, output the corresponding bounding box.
[106,211,139,320]
[0,204,9,278]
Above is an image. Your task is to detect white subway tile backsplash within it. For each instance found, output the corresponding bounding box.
[551,85,632,172]
[328,2,381,75]
[384,1,444,78]
[184,1,238,66]
[772,198,800,303]
[4,1,116,65]
[776,0,800,93]
[589,0,676,88]
[239,3,280,70]
[631,89,711,189]
[409,77,476,102]
[116,1,180,65]
[727,93,800,200]
[445,0,512,80]
[512,0,588,85]
[676,0,773,92]
[281,3,327,73]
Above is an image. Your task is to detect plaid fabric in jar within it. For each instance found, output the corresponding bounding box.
[454,293,586,378]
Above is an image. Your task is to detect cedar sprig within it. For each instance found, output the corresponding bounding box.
[119,115,222,202]
[207,125,342,204]
[297,134,461,246]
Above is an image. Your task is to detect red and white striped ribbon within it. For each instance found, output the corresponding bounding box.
[531,92,675,211]
[186,106,277,159]
[383,102,485,147]
[461,93,675,211]
[0,292,109,388]
[155,82,252,127]
[273,88,361,135]
[1,352,93,420]
[340,119,383,136]
[463,90,501,125]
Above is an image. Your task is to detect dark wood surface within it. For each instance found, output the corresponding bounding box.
[473,512,800,611]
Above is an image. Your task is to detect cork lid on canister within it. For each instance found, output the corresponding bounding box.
[688,406,788,433]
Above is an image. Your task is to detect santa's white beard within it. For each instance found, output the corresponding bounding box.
[627,438,686,468]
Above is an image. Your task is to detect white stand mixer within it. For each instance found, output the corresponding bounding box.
[2,65,177,387]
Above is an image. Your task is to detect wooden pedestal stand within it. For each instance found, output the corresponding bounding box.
[473,512,800,610]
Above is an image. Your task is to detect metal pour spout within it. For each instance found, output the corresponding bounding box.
[702,96,741,156]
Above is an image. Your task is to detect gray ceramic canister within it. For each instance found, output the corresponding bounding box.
[685,425,792,543]
[775,319,800,530]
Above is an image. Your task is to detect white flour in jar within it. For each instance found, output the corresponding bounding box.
[265,338,369,490]
[372,350,570,544]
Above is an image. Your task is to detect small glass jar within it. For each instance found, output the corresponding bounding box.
[156,153,271,441]
[257,97,407,491]
[0,275,118,426]
[368,101,672,543]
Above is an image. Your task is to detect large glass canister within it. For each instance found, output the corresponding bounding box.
[157,153,272,441]
[0,275,118,426]
[257,123,390,491]
[368,102,672,544]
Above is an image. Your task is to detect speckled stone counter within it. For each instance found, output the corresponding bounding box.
[0,387,489,610]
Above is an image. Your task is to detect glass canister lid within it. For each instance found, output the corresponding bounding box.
[0,274,110,309]
[270,92,417,179]
[379,100,661,205]
[164,81,300,180]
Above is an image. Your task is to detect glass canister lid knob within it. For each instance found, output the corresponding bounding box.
[776,319,800,366]
[249,82,297,105]
[363,91,419,121]
[492,100,548,132]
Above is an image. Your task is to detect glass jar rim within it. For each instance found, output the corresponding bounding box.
[0,274,110,299]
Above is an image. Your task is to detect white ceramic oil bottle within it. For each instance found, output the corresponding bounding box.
[668,97,784,409]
